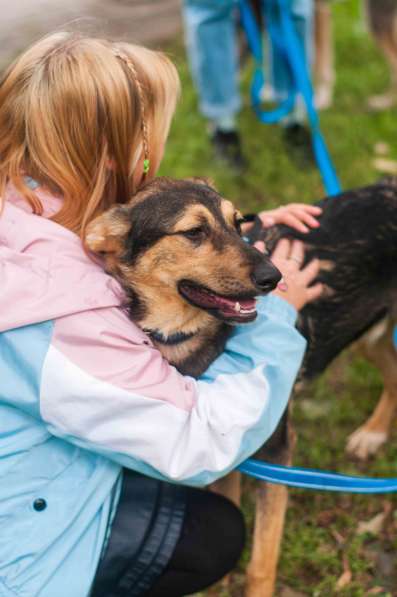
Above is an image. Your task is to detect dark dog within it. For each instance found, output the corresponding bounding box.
[242,179,397,595]
[86,176,397,596]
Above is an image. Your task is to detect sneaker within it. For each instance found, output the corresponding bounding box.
[210,129,247,173]
[282,123,314,166]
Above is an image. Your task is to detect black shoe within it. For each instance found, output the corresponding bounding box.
[210,129,247,173]
[283,123,315,166]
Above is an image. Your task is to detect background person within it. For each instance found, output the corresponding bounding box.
[182,0,314,172]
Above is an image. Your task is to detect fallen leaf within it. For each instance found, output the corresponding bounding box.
[336,555,352,590]
[331,528,346,546]
[382,501,392,515]
[373,158,397,175]
[357,511,387,536]
[335,569,352,590]
[317,509,335,526]
[374,142,390,155]
[278,587,306,597]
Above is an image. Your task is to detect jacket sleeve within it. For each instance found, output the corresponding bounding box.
[39,294,306,486]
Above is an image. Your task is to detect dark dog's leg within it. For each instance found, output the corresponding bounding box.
[314,0,335,110]
[347,317,397,460]
[368,34,397,110]
[245,485,289,597]
[245,412,295,597]
[366,0,397,110]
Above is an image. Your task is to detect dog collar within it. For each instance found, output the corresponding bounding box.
[144,329,195,346]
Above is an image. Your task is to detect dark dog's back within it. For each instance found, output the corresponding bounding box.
[253,181,397,379]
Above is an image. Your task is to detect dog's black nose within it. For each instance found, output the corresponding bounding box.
[251,261,282,292]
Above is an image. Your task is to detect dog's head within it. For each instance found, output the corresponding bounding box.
[85,177,281,336]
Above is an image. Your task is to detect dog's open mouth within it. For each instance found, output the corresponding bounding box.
[178,281,257,323]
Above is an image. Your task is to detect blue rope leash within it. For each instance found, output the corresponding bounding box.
[239,0,296,123]
[239,0,341,196]
[239,460,397,493]
[238,0,397,493]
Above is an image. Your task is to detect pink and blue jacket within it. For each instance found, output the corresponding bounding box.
[0,183,306,597]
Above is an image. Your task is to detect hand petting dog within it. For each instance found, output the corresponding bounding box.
[249,203,323,310]
[243,203,322,234]
[271,239,323,311]
[258,203,322,233]
[255,237,323,311]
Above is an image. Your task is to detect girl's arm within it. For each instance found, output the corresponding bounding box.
[37,294,305,486]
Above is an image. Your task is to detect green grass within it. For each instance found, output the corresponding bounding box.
[160,1,397,595]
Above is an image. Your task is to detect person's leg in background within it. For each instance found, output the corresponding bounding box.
[182,0,246,172]
[270,0,315,158]
[314,0,335,110]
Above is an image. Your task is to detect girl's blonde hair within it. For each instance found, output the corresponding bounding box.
[0,32,180,235]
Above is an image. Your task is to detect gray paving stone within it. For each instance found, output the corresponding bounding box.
[0,0,182,69]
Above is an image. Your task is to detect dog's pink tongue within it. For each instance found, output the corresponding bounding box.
[183,286,256,314]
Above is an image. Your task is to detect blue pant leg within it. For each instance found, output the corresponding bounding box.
[270,0,314,101]
[182,0,241,120]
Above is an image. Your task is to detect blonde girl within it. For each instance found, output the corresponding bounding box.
[0,32,321,597]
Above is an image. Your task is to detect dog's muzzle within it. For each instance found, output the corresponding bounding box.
[251,260,282,293]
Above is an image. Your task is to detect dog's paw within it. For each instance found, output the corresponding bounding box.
[346,427,387,460]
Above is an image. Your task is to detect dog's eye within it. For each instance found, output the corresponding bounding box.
[181,226,207,241]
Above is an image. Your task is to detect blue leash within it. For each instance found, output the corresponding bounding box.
[239,0,341,196]
[239,460,397,493]
[239,0,397,492]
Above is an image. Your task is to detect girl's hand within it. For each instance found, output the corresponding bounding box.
[257,203,322,234]
[270,239,323,311]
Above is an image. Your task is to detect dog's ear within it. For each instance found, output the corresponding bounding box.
[186,176,217,191]
[85,205,131,255]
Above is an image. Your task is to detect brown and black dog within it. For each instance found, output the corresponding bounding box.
[85,177,281,376]
[86,177,397,596]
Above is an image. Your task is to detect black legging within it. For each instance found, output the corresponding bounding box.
[144,488,246,597]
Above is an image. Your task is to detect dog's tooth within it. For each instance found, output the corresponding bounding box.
[235,302,241,313]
